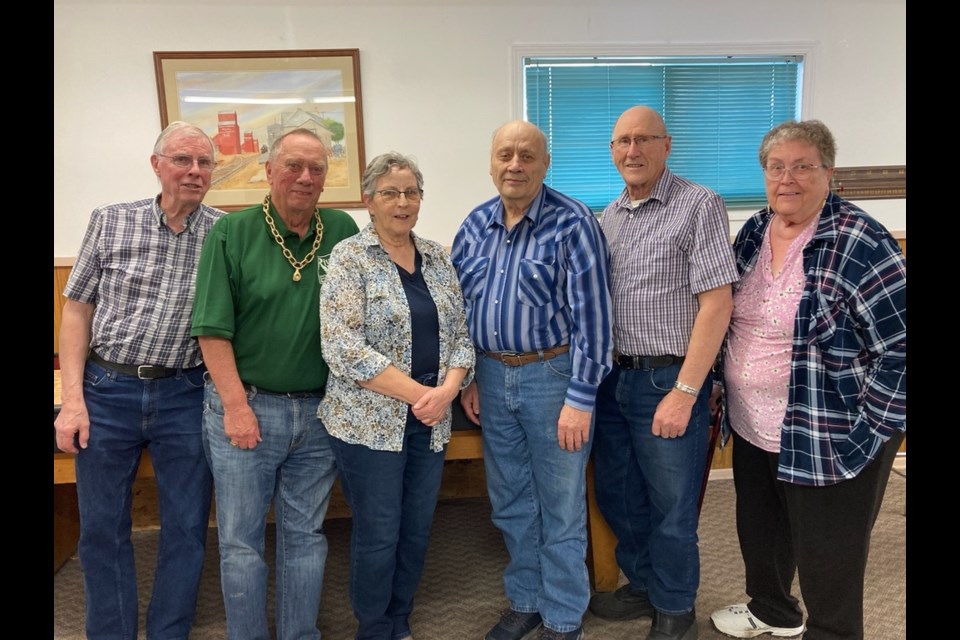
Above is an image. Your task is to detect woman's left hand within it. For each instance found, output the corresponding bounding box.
[412,385,458,427]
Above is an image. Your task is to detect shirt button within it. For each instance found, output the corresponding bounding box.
[533,275,538,279]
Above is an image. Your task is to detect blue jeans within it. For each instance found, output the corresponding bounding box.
[76,360,212,640]
[475,351,591,633]
[202,381,338,640]
[592,364,711,614]
[330,417,446,640]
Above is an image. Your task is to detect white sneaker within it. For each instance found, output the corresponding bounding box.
[710,604,805,638]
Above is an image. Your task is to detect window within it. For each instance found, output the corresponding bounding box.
[523,54,803,210]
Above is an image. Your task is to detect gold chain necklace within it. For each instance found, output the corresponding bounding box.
[262,195,325,282]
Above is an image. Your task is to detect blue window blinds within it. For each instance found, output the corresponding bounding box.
[524,56,802,209]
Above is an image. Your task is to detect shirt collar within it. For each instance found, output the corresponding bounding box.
[490,185,547,229]
[360,221,442,263]
[811,192,842,246]
[152,194,203,234]
[754,192,840,246]
[613,168,674,213]
[267,201,317,240]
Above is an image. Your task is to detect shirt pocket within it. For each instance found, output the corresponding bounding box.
[458,256,490,301]
[517,258,557,307]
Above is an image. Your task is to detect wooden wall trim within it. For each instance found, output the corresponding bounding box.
[52,235,908,352]
[52,233,907,465]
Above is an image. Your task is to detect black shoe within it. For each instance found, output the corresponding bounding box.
[588,585,655,620]
[485,609,543,640]
[538,626,584,640]
[647,609,698,640]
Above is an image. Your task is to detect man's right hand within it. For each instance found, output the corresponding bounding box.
[460,381,481,426]
[224,402,262,450]
[55,400,90,454]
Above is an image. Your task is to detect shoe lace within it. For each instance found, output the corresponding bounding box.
[500,609,529,622]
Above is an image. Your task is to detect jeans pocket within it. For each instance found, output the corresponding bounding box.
[544,352,572,380]
[180,367,206,390]
[649,365,677,393]
[203,381,225,416]
[83,362,111,386]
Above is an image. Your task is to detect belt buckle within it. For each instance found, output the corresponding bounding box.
[137,365,160,380]
[499,351,524,366]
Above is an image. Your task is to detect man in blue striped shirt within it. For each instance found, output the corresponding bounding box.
[452,120,613,640]
[588,106,739,640]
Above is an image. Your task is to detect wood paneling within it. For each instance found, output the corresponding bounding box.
[53,264,72,355]
[51,231,908,481]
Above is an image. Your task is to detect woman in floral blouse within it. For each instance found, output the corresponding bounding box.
[319,152,474,640]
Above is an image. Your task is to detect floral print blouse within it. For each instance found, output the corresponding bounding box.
[725,215,818,452]
[319,223,475,452]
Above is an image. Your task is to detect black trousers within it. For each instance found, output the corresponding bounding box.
[731,429,904,640]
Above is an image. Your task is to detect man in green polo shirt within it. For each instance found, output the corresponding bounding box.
[192,127,359,640]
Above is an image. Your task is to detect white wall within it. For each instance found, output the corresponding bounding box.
[54,0,906,257]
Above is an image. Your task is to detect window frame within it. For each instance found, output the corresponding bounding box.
[510,42,818,220]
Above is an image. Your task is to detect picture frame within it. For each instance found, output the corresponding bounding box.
[154,49,366,210]
[832,165,906,200]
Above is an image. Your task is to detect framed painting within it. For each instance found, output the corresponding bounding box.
[154,49,366,209]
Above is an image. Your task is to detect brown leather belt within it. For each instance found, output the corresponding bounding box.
[483,345,570,367]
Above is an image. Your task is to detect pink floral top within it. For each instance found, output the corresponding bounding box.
[725,216,818,452]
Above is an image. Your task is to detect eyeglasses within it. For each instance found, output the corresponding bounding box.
[610,135,668,150]
[763,163,828,180]
[157,153,214,171]
[375,189,422,203]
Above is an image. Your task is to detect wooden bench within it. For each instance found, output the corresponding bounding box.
[53,381,620,588]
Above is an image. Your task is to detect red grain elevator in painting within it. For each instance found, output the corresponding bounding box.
[215,111,242,155]
[242,132,260,153]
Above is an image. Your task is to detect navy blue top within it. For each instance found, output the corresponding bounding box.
[398,251,440,431]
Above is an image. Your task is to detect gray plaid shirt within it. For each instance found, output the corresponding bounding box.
[64,196,223,368]
[600,169,738,356]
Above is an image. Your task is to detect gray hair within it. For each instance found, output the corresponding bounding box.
[153,121,216,161]
[361,152,425,198]
[759,120,837,168]
[269,128,329,165]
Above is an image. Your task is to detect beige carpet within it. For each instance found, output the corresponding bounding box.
[53,467,905,639]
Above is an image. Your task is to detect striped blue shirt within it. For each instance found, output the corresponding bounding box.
[451,185,613,411]
[723,193,906,486]
[64,196,224,368]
